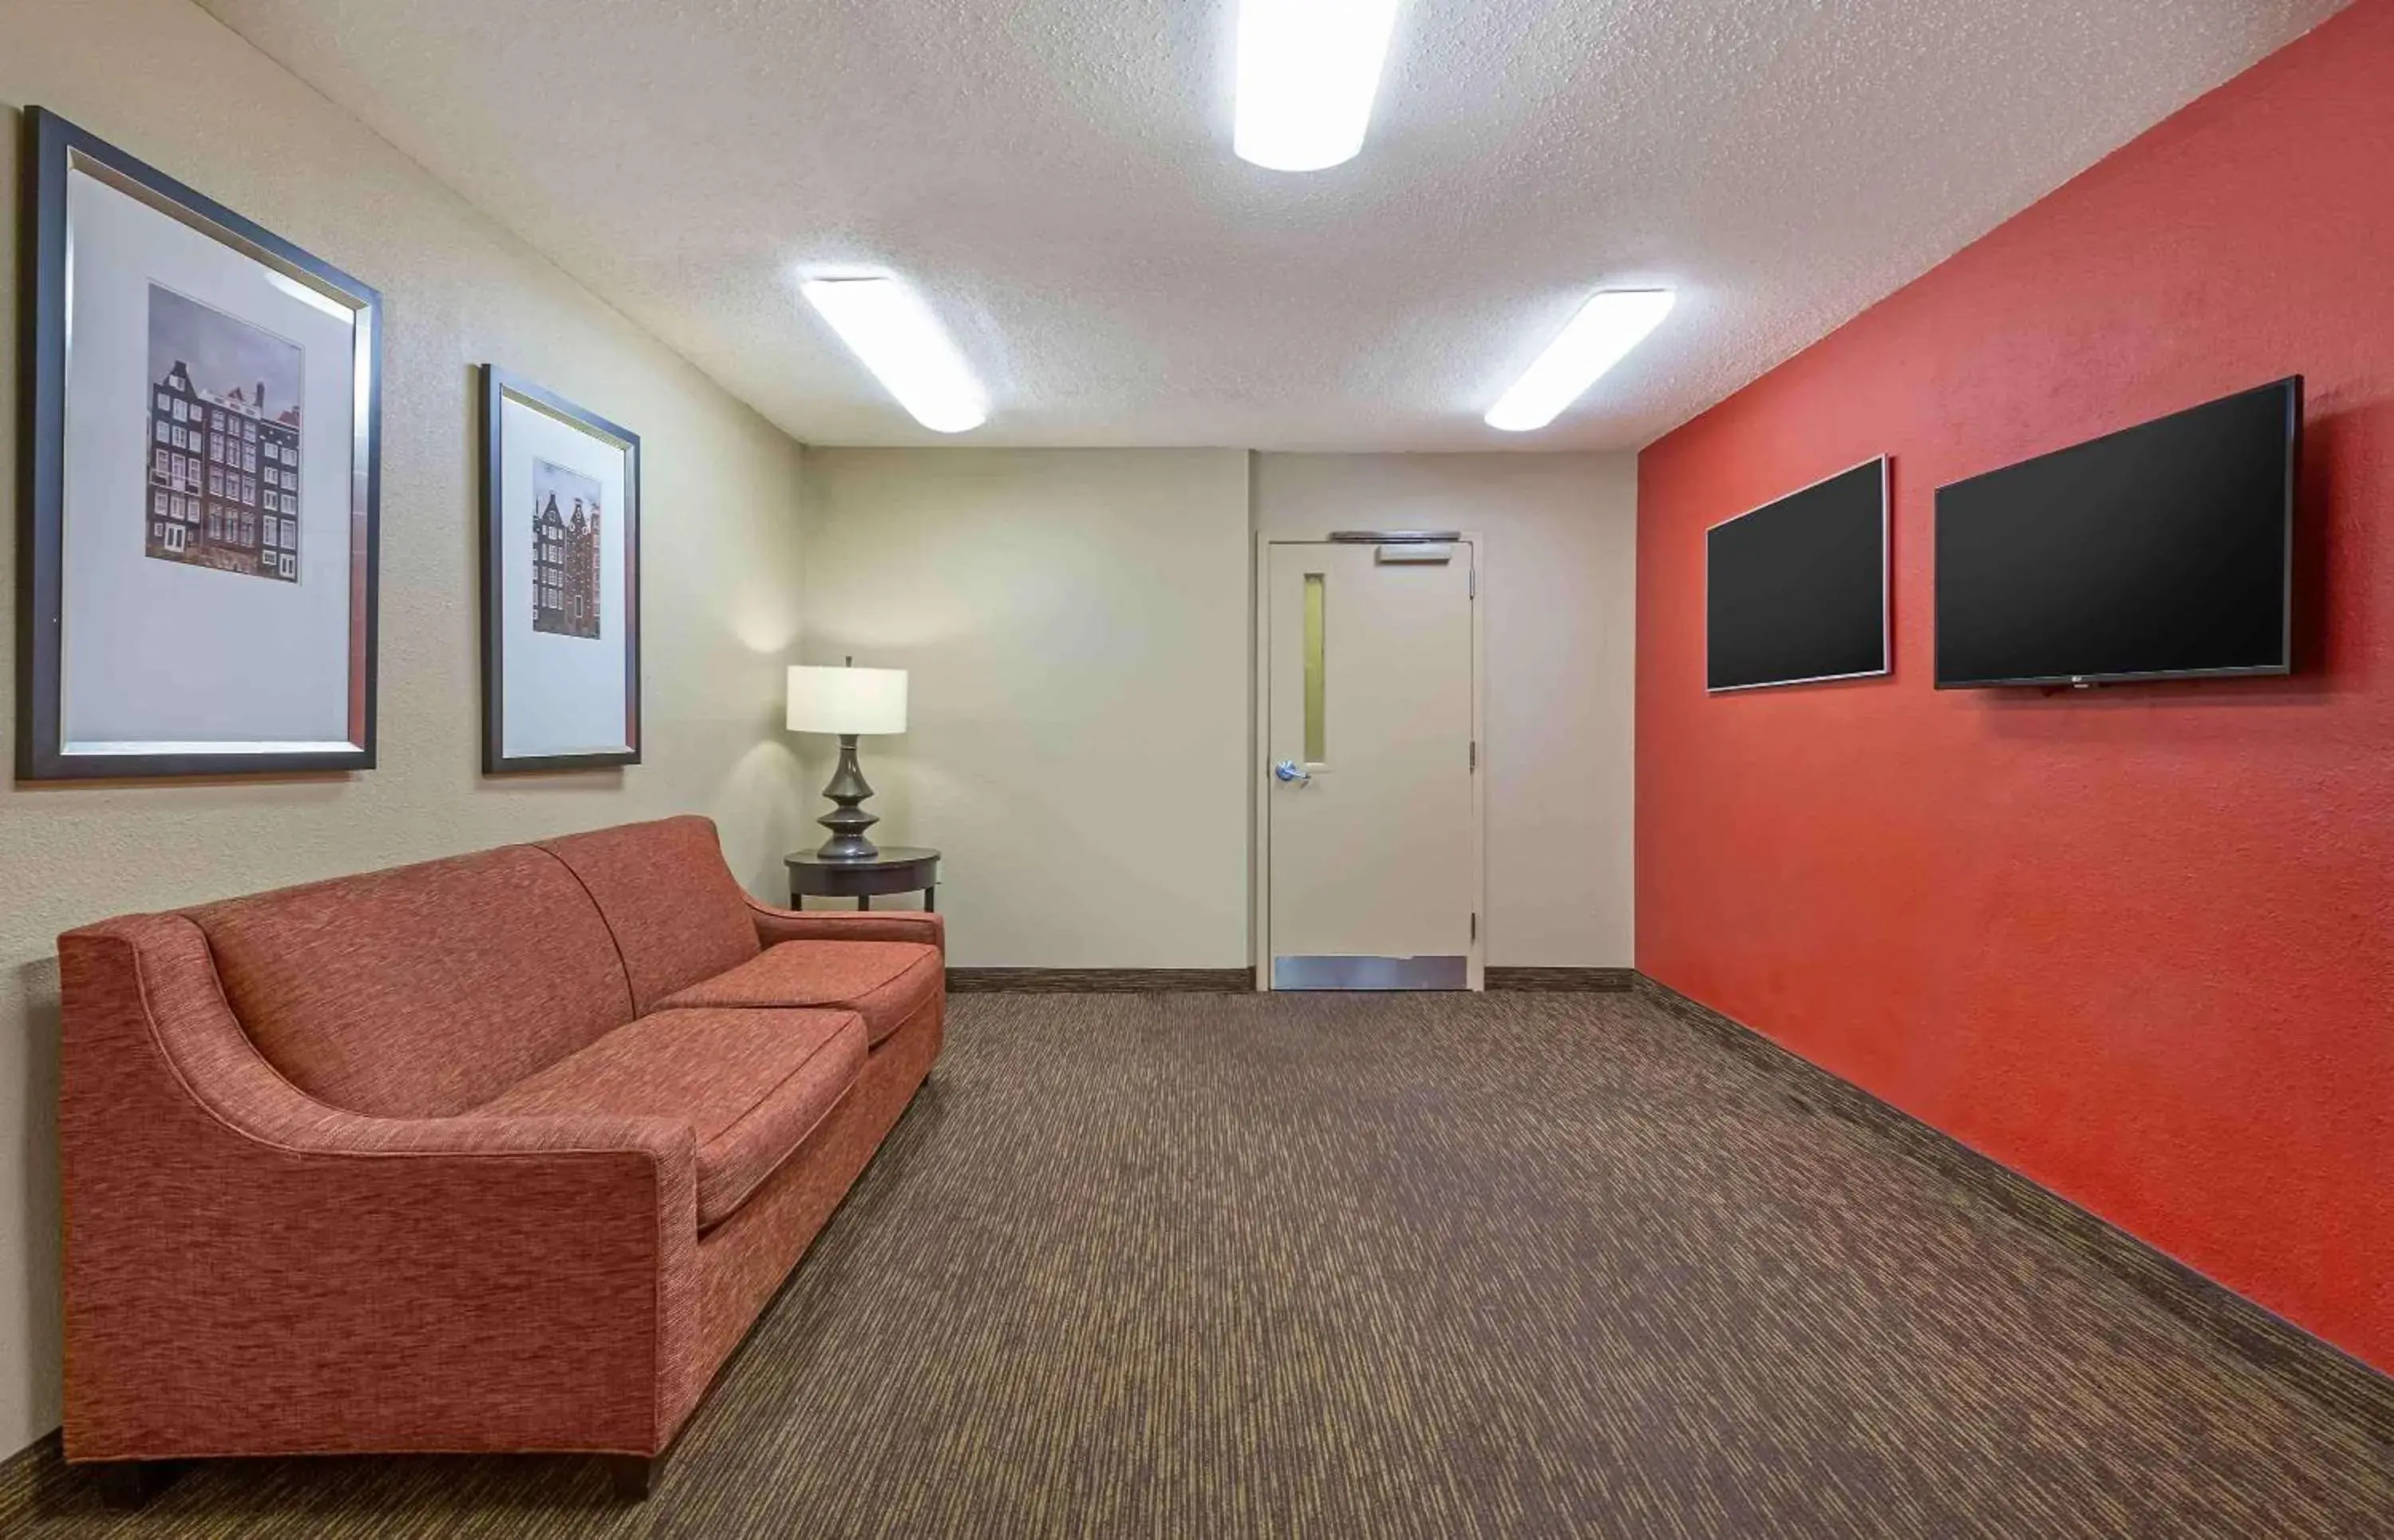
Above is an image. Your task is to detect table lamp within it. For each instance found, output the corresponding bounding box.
[786,660,908,859]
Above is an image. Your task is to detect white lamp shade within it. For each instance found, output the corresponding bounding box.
[787,665,907,736]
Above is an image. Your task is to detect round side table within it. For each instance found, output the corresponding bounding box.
[785,846,940,911]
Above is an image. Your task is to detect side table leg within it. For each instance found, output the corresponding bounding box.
[926,886,936,913]
[859,894,872,911]
[791,893,803,910]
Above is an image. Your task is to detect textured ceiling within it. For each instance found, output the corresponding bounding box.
[196,0,2345,450]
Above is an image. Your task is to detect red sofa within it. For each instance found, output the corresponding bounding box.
[56,815,942,1498]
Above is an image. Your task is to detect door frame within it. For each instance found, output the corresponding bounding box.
[1250,530,1487,993]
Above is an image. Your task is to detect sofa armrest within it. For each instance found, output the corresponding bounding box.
[57,916,703,1462]
[747,897,945,952]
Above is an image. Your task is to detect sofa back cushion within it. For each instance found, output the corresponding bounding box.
[541,816,761,1012]
[187,846,636,1118]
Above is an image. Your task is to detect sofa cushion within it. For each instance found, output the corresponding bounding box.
[473,1007,866,1229]
[541,816,763,1013]
[658,941,942,1047]
[187,847,635,1119]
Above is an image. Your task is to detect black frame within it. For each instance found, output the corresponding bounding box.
[1703,455,1891,693]
[17,106,382,780]
[1931,377,2301,690]
[479,365,643,772]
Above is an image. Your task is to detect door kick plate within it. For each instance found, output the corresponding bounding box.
[1272,955,1470,991]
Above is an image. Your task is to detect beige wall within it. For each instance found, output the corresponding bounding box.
[798,449,1252,968]
[803,448,1638,973]
[1253,453,1637,968]
[0,0,813,1455]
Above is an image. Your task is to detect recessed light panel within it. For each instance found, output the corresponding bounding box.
[1485,289,1675,433]
[800,276,988,433]
[1235,0,1402,172]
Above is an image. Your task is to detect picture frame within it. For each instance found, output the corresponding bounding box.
[16,107,381,780]
[478,365,642,772]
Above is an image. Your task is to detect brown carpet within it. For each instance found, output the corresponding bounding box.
[6,991,2388,1537]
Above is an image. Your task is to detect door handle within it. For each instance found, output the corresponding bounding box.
[1273,759,1312,786]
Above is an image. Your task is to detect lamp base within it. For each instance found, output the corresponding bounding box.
[815,733,880,861]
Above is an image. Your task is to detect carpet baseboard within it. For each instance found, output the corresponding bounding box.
[1485,967,1635,992]
[949,966,1636,993]
[1631,972,2394,1450]
[946,968,1253,993]
[0,1431,65,1524]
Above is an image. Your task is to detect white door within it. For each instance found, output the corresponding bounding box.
[1263,537,1480,989]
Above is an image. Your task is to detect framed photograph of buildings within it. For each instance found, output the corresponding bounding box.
[17,108,381,780]
[479,366,642,772]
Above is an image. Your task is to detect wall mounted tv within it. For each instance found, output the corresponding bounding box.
[1705,457,1889,692]
[1934,377,2300,689]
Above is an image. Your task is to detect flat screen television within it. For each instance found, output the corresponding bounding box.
[1935,377,2299,689]
[1705,457,1889,692]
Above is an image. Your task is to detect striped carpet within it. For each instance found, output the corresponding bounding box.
[6,990,2388,1537]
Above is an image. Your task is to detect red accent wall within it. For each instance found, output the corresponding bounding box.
[1636,0,2394,1369]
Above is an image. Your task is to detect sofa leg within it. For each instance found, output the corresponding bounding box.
[604,1452,664,1501]
[92,1459,180,1510]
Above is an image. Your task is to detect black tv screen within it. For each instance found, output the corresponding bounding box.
[1706,458,1889,692]
[1935,378,2299,688]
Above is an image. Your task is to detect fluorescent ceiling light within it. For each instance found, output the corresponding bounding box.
[1235,0,1402,172]
[1484,288,1676,433]
[800,276,988,433]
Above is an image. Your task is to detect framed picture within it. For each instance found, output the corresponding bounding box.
[479,366,641,772]
[16,108,381,780]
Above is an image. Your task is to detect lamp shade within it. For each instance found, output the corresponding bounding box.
[787,665,907,736]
